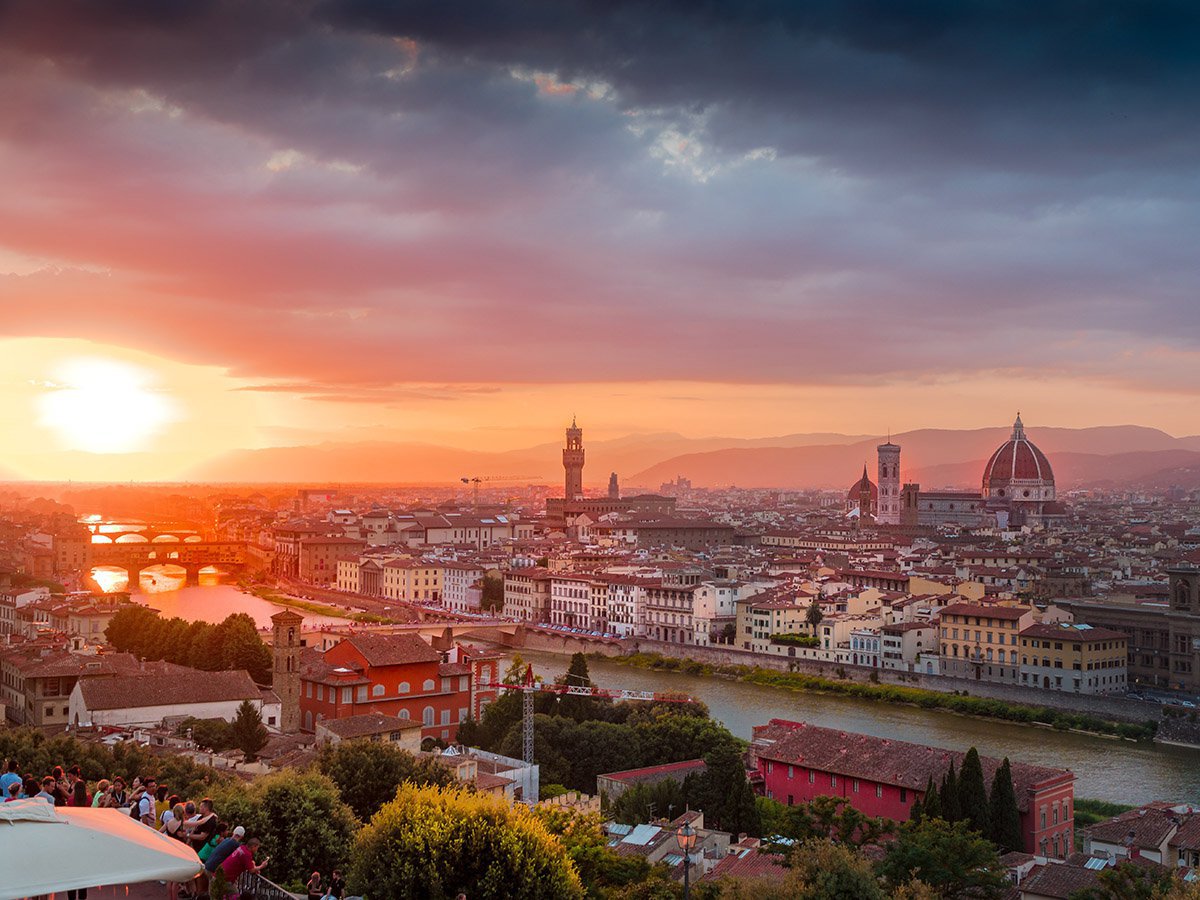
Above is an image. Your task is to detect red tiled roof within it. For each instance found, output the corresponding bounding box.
[939,602,1030,620]
[1019,623,1127,642]
[1018,863,1100,898]
[79,669,260,710]
[702,849,789,883]
[343,633,441,667]
[752,720,1070,809]
[601,759,708,784]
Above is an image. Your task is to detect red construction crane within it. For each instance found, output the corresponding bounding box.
[479,665,697,764]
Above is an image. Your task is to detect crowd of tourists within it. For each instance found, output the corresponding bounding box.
[1,757,341,900]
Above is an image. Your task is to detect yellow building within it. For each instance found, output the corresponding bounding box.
[736,592,817,651]
[1019,623,1127,694]
[382,559,443,603]
[938,602,1035,683]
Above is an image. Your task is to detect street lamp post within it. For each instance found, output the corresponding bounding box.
[677,821,696,900]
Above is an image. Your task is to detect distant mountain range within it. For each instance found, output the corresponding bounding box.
[184,425,1200,490]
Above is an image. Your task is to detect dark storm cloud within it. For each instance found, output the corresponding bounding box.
[0,0,1197,391]
[322,0,1200,175]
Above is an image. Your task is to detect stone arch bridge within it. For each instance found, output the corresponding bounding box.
[89,541,266,585]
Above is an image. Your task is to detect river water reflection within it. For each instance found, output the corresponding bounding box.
[105,560,1200,805]
[518,649,1200,806]
[129,576,349,629]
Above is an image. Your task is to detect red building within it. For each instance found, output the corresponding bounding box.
[750,719,1075,857]
[299,633,503,744]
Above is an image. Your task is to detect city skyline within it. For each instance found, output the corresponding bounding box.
[3,2,1199,480]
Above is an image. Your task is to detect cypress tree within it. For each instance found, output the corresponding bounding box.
[910,793,924,822]
[988,758,1024,853]
[939,763,961,823]
[922,775,942,820]
[957,748,990,835]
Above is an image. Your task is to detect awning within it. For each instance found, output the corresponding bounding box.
[0,800,203,900]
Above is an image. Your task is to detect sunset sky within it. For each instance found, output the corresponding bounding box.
[2,2,1198,481]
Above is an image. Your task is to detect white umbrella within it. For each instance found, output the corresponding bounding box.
[0,799,203,900]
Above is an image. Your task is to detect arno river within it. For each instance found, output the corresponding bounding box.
[121,578,1200,806]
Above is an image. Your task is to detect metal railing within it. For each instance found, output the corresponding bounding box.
[235,870,302,899]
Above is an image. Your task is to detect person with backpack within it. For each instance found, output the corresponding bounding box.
[135,778,157,826]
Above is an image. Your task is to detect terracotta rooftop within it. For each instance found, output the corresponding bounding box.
[752,719,1071,809]
[78,669,260,711]
[601,759,708,785]
[1018,863,1101,898]
[342,633,441,667]
[318,713,422,740]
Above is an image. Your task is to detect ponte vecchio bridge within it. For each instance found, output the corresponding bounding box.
[89,540,264,586]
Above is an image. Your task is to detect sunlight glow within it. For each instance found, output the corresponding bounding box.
[37,358,179,453]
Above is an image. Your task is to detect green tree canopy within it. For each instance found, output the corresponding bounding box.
[987,758,1024,854]
[788,838,885,900]
[876,817,1006,899]
[957,748,991,836]
[349,783,583,899]
[805,601,824,633]
[230,700,269,760]
[767,795,885,848]
[609,779,688,825]
[939,762,961,823]
[686,745,760,837]
[208,769,359,888]
[176,717,234,753]
[318,739,456,821]
[531,806,654,896]
[105,608,271,683]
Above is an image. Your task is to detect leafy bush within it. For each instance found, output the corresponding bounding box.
[208,770,359,889]
[349,783,583,899]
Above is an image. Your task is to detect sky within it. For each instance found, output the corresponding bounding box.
[1,1,1199,480]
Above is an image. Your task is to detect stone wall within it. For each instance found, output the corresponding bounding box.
[517,628,626,657]
[627,639,1161,724]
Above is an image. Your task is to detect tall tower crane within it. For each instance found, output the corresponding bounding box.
[479,665,697,764]
[460,474,541,507]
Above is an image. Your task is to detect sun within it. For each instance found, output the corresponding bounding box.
[37,357,179,453]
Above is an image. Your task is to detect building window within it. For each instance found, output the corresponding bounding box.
[399,708,410,720]
[372,684,385,697]
[317,684,324,701]
[809,771,815,784]
[788,765,794,779]
[831,775,837,787]
[342,687,352,704]
[423,679,436,692]
[853,780,859,793]
[357,686,368,703]
[399,681,410,694]
[876,784,883,798]
[423,706,435,726]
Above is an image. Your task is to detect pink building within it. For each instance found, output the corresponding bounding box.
[750,719,1076,857]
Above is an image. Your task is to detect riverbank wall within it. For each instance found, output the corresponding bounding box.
[626,639,1162,725]
[517,628,626,657]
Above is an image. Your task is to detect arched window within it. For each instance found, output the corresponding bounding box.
[304,711,313,731]
[399,708,410,720]
[372,684,384,697]
[423,679,435,692]
[399,681,410,694]
[422,706,435,726]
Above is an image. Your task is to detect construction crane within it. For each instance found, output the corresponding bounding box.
[479,665,697,764]
[460,474,542,507]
